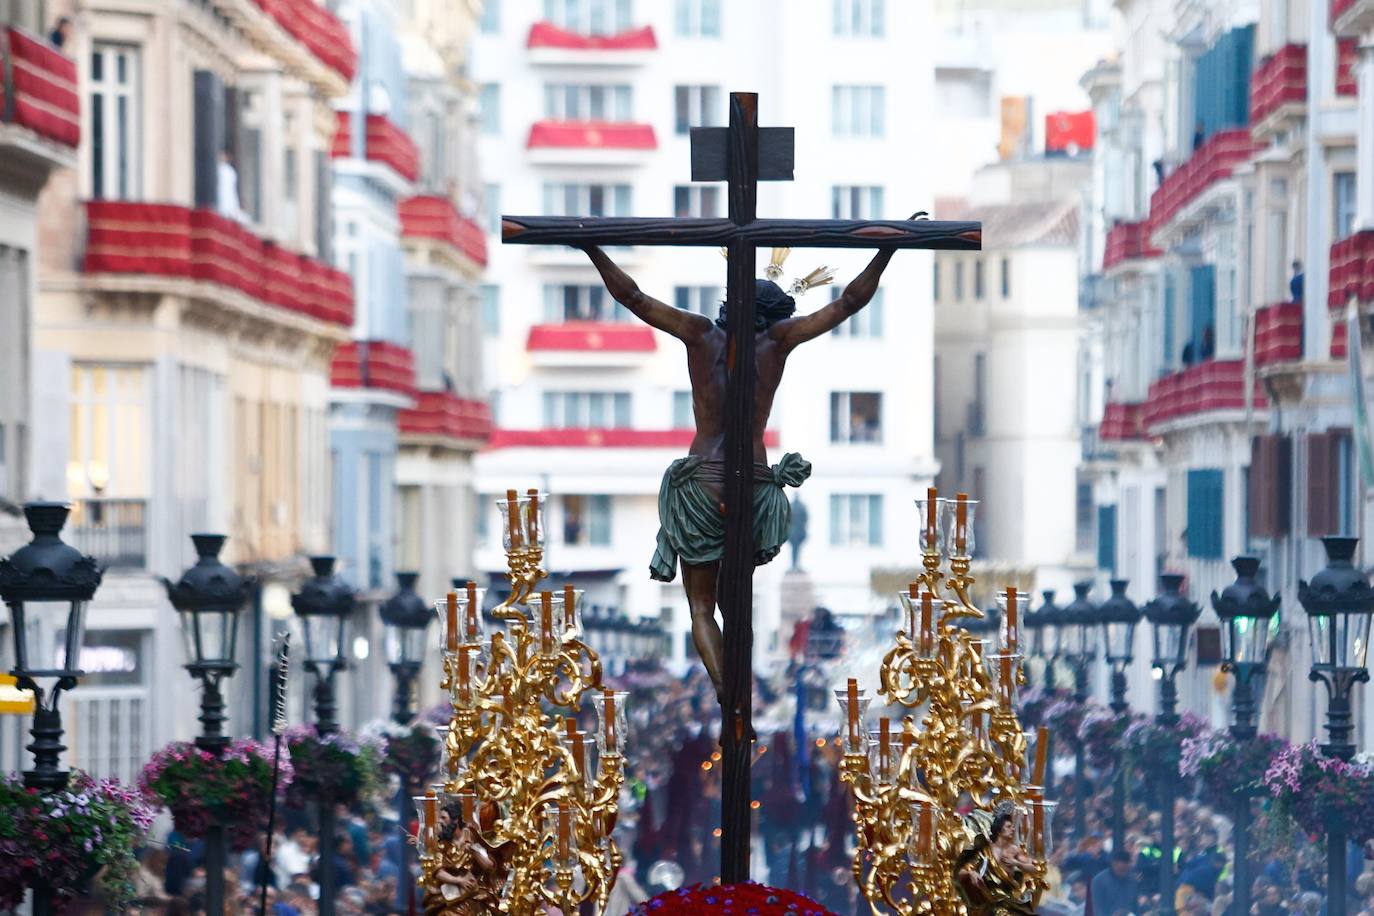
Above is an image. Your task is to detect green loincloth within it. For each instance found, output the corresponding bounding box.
[649,452,812,582]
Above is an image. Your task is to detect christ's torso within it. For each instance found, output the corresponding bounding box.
[683,326,783,467]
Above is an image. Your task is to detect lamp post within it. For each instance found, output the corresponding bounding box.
[1142,574,1200,916]
[1037,590,1063,691]
[1297,537,1373,916]
[1210,555,1280,916]
[380,571,433,724]
[163,534,254,916]
[1098,578,1140,857]
[291,556,356,916]
[1022,592,1047,689]
[0,503,103,916]
[1062,581,1099,840]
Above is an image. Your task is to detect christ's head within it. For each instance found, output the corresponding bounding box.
[715,279,797,331]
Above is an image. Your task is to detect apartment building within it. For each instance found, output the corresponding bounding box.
[1081,0,1374,744]
[470,0,938,674]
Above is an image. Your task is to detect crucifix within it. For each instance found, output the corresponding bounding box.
[502,91,980,884]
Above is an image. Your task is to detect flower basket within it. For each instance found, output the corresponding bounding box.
[141,739,292,851]
[1263,740,1374,846]
[1121,713,1209,790]
[0,771,155,912]
[1015,686,1056,729]
[631,883,840,915]
[1180,731,1285,807]
[363,719,441,790]
[1042,696,1088,750]
[284,726,384,809]
[1076,707,1141,770]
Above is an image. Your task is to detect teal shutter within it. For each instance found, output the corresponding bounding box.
[1097,505,1117,572]
[1189,265,1216,356]
[1187,469,1225,559]
[1163,274,1176,367]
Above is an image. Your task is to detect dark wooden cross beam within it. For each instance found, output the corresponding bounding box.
[502,92,981,885]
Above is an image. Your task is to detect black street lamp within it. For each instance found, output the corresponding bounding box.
[1097,578,1140,857]
[1037,590,1064,690]
[1297,536,1374,916]
[1211,555,1280,916]
[1142,574,1200,916]
[1062,581,1099,841]
[291,555,356,916]
[163,533,254,916]
[1022,591,1051,689]
[0,502,103,916]
[380,571,433,724]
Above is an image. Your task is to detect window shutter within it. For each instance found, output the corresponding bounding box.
[193,70,225,209]
[1187,469,1225,559]
[315,149,333,262]
[1189,265,1216,357]
[1249,436,1270,538]
[1274,434,1292,536]
[1308,432,1335,536]
[1097,505,1117,572]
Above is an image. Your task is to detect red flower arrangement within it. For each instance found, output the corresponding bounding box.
[141,738,291,851]
[631,883,840,915]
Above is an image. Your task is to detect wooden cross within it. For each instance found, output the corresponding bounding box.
[502,91,981,884]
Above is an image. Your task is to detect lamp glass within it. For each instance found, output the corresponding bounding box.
[11,599,89,677]
[1307,610,1373,669]
[1151,620,1188,669]
[1224,614,1276,666]
[303,614,347,667]
[1102,620,1136,663]
[180,606,238,667]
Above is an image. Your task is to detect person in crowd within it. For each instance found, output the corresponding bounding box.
[48,15,71,46]
[1290,261,1305,304]
[1090,850,1142,916]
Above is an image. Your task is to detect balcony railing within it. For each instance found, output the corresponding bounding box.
[398,391,492,445]
[251,0,356,81]
[67,498,147,570]
[1142,358,1267,430]
[332,113,420,183]
[526,22,657,51]
[1249,44,1306,128]
[1332,319,1349,359]
[527,120,657,151]
[1099,401,1146,440]
[83,201,354,326]
[1148,129,1257,232]
[398,196,487,267]
[1254,301,1303,367]
[1102,221,1160,271]
[1329,230,1374,309]
[329,340,417,396]
[1,26,79,148]
[488,428,781,449]
[526,322,656,353]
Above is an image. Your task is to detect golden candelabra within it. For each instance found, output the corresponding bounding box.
[414,488,626,915]
[839,488,1056,916]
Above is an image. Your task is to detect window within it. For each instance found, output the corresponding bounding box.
[1308,429,1355,536]
[562,495,612,546]
[544,0,631,34]
[974,259,985,300]
[1186,468,1225,559]
[674,286,720,316]
[1334,171,1356,240]
[480,284,500,336]
[672,391,693,427]
[673,185,720,218]
[542,392,632,428]
[833,0,884,35]
[1096,504,1117,571]
[483,183,501,234]
[480,83,500,135]
[90,44,140,200]
[932,262,940,302]
[1075,476,1094,553]
[829,288,883,337]
[674,85,720,135]
[831,185,884,220]
[954,261,965,300]
[675,0,721,36]
[829,392,882,443]
[1000,257,1010,297]
[543,285,628,322]
[969,353,986,436]
[543,84,633,121]
[829,494,883,547]
[481,0,500,31]
[831,86,885,137]
[543,183,632,216]
[68,363,151,497]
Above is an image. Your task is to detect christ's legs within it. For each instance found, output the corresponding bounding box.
[682,560,725,700]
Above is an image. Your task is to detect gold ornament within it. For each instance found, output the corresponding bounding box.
[838,488,1055,915]
[416,488,626,915]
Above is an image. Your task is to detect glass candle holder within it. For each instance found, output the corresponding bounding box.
[1025,792,1057,859]
[996,587,1021,655]
[437,588,488,653]
[834,680,871,754]
[910,800,938,865]
[449,644,478,709]
[550,587,584,641]
[914,491,950,557]
[943,495,978,558]
[545,801,576,869]
[561,732,597,789]
[434,725,467,778]
[535,591,559,658]
[988,652,1021,708]
[591,689,628,755]
[867,722,902,786]
[413,793,439,860]
[897,588,938,657]
[497,490,548,552]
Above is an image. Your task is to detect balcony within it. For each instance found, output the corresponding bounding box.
[489,428,781,450]
[1098,401,1146,441]
[526,120,657,166]
[398,391,491,448]
[1331,0,1374,38]
[1332,320,1349,359]
[1141,359,1267,432]
[332,113,420,188]
[1148,129,1257,242]
[213,0,355,96]
[1254,301,1303,368]
[1249,44,1306,139]
[83,201,353,328]
[525,22,656,66]
[398,196,487,273]
[329,340,417,399]
[1,27,79,169]
[67,498,147,570]
[1329,230,1374,309]
[1337,39,1358,97]
[526,322,656,367]
[1102,221,1160,273]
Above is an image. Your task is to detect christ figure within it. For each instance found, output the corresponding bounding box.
[579,243,897,699]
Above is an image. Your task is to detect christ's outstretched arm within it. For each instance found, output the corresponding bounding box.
[579,245,714,342]
[771,247,896,352]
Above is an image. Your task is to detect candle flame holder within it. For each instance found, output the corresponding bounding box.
[420,488,626,915]
[839,487,1051,915]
